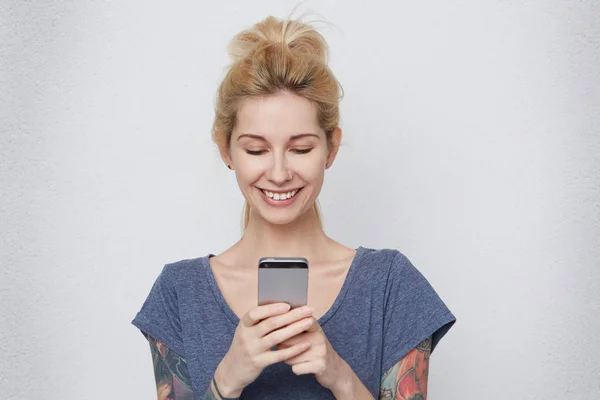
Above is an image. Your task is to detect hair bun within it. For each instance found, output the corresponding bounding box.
[227,16,328,64]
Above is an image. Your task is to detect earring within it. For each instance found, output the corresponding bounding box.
[227,164,232,170]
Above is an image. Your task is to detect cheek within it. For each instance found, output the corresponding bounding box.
[236,164,263,186]
[232,152,264,182]
[296,153,326,182]
[302,163,324,183]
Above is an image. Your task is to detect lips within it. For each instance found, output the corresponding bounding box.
[260,187,302,200]
[257,186,304,206]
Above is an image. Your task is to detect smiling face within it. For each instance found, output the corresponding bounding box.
[221,91,340,226]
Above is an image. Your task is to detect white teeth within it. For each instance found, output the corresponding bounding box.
[262,189,299,200]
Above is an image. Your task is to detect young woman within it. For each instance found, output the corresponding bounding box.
[132,15,456,400]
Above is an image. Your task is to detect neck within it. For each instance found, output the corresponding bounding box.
[237,204,332,261]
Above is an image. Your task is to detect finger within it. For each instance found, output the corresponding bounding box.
[259,341,311,367]
[256,306,314,336]
[277,332,310,348]
[241,303,290,327]
[291,360,318,375]
[283,348,312,365]
[261,317,314,350]
[304,317,321,333]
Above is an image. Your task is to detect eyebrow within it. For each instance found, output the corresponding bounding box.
[237,133,320,141]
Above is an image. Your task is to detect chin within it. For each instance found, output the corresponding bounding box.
[265,216,296,226]
[255,208,299,225]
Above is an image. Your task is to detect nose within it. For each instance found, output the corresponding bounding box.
[265,152,292,186]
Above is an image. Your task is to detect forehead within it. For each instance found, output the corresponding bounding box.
[233,92,323,140]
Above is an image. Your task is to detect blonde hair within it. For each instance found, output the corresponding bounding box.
[211,13,343,232]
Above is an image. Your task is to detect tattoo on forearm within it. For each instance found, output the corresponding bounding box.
[379,335,432,400]
[145,333,194,399]
[145,333,221,399]
[416,336,432,353]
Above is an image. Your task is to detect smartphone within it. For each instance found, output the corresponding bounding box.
[258,257,308,309]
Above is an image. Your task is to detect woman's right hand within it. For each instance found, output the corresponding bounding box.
[213,302,315,398]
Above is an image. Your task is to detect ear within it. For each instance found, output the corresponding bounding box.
[217,136,234,169]
[325,127,342,169]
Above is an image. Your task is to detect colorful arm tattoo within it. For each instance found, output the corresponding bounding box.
[379,335,432,400]
[144,332,219,400]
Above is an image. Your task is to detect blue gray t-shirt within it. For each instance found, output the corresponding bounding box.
[131,246,456,399]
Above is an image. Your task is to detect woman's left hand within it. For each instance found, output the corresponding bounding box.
[276,316,348,390]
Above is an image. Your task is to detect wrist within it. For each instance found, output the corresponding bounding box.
[214,360,244,398]
[331,358,354,398]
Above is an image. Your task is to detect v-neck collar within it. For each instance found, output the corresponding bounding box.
[204,246,366,327]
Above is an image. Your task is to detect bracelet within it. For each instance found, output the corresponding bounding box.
[212,376,240,400]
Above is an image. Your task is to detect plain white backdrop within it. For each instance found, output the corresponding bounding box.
[1,0,599,398]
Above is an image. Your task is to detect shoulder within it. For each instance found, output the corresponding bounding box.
[357,246,398,265]
[156,254,211,287]
[164,254,209,271]
[358,246,414,275]
[357,247,430,296]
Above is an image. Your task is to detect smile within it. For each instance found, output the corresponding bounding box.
[260,187,302,201]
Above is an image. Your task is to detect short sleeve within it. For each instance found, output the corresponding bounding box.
[381,250,456,373]
[131,264,185,356]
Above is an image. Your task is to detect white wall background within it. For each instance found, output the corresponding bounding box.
[1,0,599,398]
